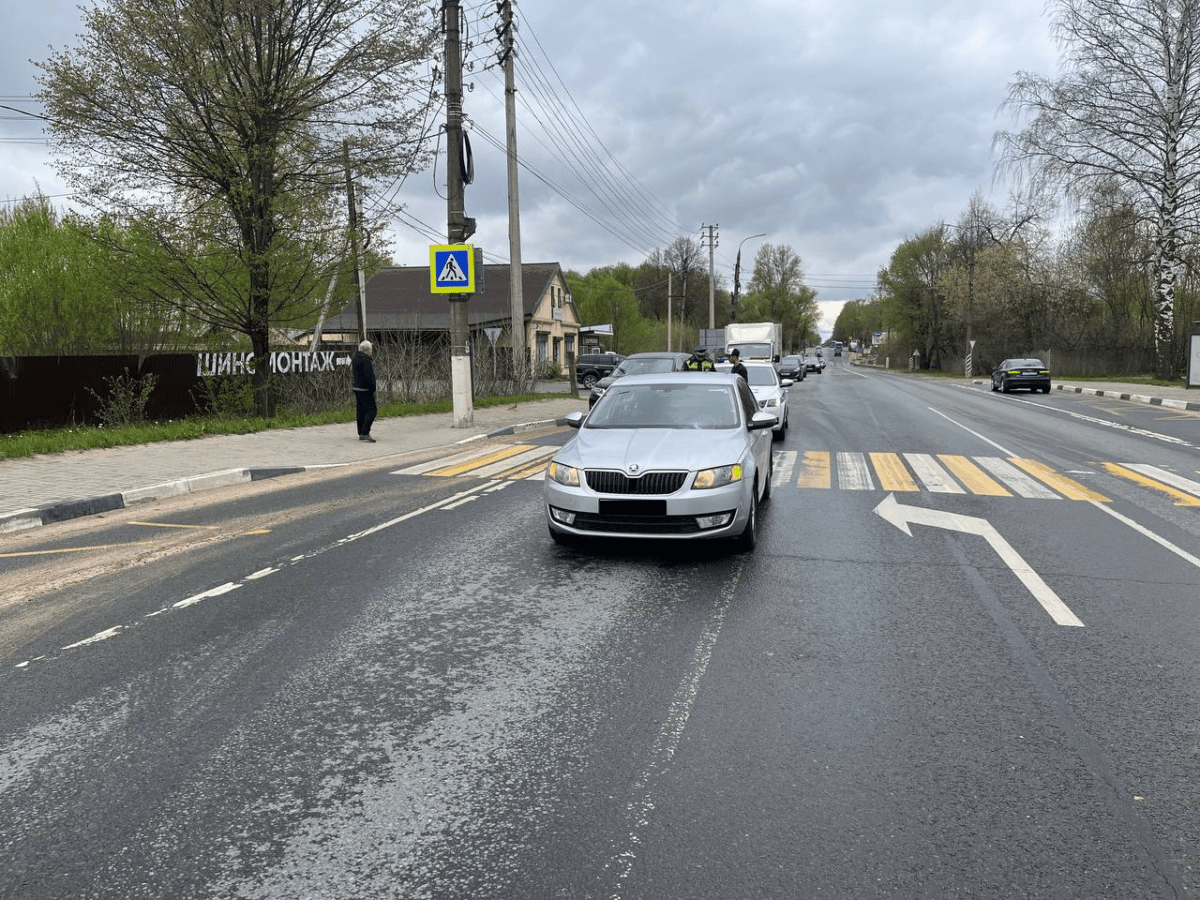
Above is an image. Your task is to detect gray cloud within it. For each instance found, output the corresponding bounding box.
[0,0,1060,334]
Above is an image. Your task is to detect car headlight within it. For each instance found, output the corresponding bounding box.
[762,397,779,408]
[547,461,581,486]
[693,464,743,489]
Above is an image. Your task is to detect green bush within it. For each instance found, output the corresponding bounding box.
[87,369,158,427]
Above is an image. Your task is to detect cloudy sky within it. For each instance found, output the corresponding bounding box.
[0,0,1062,337]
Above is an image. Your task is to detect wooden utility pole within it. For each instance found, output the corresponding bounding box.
[344,140,367,343]
[444,0,475,426]
[500,0,526,383]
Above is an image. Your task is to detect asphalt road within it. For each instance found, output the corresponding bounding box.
[1,359,1198,899]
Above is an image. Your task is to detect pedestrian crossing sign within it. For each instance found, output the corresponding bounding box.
[430,244,476,294]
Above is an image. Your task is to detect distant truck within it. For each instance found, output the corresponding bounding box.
[725,322,783,363]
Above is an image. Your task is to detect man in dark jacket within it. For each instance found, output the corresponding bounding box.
[728,348,748,381]
[351,340,377,442]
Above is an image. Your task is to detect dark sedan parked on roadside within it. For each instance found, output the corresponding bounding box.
[991,358,1051,394]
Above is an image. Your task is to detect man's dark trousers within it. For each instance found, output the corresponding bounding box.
[355,389,377,437]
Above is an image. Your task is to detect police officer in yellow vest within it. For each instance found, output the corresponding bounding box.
[685,345,715,372]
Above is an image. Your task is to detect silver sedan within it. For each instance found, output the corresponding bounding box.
[544,372,777,551]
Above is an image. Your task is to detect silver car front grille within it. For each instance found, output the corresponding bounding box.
[585,470,688,495]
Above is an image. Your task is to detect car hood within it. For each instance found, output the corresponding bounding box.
[561,426,749,471]
[748,386,783,402]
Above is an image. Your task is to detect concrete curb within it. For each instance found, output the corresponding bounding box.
[0,413,576,534]
[484,415,576,438]
[1055,383,1200,411]
[0,466,318,534]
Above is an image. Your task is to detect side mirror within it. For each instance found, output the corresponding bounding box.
[749,411,778,431]
[563,410,585,429]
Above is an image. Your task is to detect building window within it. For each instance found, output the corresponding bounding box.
[536,332,548,362]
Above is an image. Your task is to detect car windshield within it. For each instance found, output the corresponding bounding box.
[615,357,678,376]
[782,357,801,366]
[586,383,740,429]
[743,366,778,387]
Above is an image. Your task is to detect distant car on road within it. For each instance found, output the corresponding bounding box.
[588,351,691,407]
[991,358,1051,394]
[778,355,806,382]
[717,360,791,441]
[804,354,825,374]
[575,352,624,389]
[545,372,777,551]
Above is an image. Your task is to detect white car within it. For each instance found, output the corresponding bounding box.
[718,361,791,440]
[545,372,777,551]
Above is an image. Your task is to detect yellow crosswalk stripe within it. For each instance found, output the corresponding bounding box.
[937,455,1011,497]
[424,444,539,477]
[870,452,919,492]
[1101,463,1200,506]
[1009,458,1110,502]
[797,450,832,488]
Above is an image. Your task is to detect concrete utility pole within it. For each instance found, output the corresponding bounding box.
[500,0,525,384]
[702,223,718,328]
[444,0,475,426]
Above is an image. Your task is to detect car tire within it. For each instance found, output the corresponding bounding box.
[1002,380,1011,393]
[991,380,999,392]
[581,374,598,389]
[549,525,575,546]
[761,454,773,502]
[733,489,757,553]
[1043,386,1051,394]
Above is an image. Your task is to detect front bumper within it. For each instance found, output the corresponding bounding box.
[545,478,750,540]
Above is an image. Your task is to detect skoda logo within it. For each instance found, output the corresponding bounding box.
[627,463,640,474]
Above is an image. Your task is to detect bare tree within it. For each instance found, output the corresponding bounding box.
[997,0,1200,379]
[665,235,704,326]
[37,0,437,413]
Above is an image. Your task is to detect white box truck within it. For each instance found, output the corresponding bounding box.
[725,322,783,363]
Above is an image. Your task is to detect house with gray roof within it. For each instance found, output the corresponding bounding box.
[315,262,581,375]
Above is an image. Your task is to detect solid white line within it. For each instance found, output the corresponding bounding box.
[604,558,744,896]
[1090,501,1200,569]
[927,406,1016,455]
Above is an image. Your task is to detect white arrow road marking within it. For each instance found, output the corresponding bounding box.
[874,493,1084,627]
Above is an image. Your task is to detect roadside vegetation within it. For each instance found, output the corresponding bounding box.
[0,391,570,462]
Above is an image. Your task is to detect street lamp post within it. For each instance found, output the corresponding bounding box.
[730,233,766,322]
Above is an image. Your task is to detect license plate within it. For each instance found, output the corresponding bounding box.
[599,499,667,516]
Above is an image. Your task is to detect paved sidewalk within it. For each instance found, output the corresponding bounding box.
[1,396,588,534]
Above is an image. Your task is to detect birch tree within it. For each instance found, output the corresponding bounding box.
[997,0,1200,378]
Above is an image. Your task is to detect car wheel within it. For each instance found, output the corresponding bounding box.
[733,488,757,553]
[1043,385,1051,394]
[761,454,773,502]
[1002,380,1011,393]
[991,380,999,392]
[582,374,598,389]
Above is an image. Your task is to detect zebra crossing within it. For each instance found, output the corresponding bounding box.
[392,443,1200,505]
